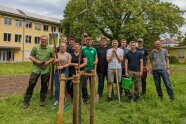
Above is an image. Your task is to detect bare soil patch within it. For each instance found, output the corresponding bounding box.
[0,75,40,97]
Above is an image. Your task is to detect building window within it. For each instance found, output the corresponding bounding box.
[26,21,32,28]
[35,37,40,44]
[178,50,184,58]
[25,35,32,43]
[44,25,49,31]
[4,33,11,42]
[51,26,56,32]
[35,23,42,30]
[15,34,22,43]
[0,50,14,61]
[4,17,12,25]
[16,20,22,27]
[59,28,63,33]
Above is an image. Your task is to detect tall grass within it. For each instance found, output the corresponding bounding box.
[0,63,186,124]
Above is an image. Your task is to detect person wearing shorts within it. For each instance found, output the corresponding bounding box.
[106,39,123,102]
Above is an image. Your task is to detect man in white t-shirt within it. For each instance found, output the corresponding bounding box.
[106,39,123,101]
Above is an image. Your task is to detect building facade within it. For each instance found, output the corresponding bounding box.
[0,6,62,62]
[168,46,186,64]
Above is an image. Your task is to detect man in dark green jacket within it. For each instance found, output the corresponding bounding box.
[22,35,54,108]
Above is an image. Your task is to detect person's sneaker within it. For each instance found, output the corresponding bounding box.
[170,97,174,102]
[159,96,163,101]
[133,96,139,102]
[53,101,59,107]
[106,97,112,102]
[83,99,89,104]
[141,91,146,95]
[99,94,103,97]
[22,100,29,109]
[40,100,46,107]
[128,95,133,102]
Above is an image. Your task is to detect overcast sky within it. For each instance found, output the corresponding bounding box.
[0,0,185,34]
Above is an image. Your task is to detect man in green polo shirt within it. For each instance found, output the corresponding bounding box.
[82,37,98,102]
[22,35,54,108]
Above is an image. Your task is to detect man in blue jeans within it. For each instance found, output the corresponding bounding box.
[151,40,174,101]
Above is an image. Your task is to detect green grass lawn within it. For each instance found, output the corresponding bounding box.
[0,62,32,75]
[0,63,186,124]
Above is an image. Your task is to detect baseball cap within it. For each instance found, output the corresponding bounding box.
[137,38,143,42]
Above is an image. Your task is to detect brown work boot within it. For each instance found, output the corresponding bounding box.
[22,99,29,109]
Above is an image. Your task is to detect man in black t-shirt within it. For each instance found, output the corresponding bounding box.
[136,38,150,95]
[125,41,143,101]
[96,37,110,97]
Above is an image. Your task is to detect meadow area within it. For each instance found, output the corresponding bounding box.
[0,62,186,124]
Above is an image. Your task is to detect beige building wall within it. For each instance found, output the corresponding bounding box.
[168,49,186,64]
[0,13,61,62]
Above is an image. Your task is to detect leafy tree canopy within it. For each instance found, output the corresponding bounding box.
[62,0,185,48]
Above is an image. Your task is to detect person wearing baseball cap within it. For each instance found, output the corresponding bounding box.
[136,38,150,95]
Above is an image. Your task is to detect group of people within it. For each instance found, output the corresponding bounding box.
[22,35,174,109]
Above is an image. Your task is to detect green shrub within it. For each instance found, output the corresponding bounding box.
[169,56,179,64]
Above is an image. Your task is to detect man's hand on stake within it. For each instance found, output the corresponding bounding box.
[146,67,150,72]
[74,64,79,68]
[57,66,63,70]
[140,71,143,77]
[93,61,97,65]
[54,58,61,63]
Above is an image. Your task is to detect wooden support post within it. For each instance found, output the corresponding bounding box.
[73,75,80,124]
[90,70,96,124]
[58,74,65,124]
[50,64,54,99]
[78,71,82,124]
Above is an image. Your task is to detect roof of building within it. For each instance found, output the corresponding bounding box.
[0,5,21,16]
[161,37,179,44]
[0,5,61,24]
[168,46,186,49]
[0,46,21,50]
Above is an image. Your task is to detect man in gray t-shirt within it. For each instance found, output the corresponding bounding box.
[151,40,174,101]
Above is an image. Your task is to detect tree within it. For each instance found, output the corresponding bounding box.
[182,33,186,46]
[62,0,100,43]
[62,0,185,48]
